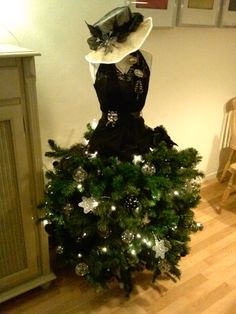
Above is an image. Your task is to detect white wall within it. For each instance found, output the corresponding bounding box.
[1,0,236,179]
[144,27,236,179]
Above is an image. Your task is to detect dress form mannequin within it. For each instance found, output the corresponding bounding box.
[89,50,152,83]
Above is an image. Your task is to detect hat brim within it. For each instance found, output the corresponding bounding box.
[85,17,153,64]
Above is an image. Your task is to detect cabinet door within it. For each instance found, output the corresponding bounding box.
[0,105,39,292]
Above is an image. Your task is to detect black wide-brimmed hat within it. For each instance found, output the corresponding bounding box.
[85,6,152,64]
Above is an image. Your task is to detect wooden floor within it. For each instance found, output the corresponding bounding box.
[1,180,236,314]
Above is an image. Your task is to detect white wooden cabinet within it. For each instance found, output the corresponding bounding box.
[0,45,55,303]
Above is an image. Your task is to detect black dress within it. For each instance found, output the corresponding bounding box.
[88,50,175,160]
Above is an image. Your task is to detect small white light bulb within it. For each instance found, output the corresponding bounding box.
[90,119,98,130]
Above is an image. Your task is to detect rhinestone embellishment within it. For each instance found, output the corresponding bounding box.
[106,111,118,127]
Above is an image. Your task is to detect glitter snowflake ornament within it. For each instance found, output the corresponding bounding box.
[79,196,99,214]
[152,238,169,259]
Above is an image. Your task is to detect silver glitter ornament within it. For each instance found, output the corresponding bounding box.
[196,222,204,231]
[56,245,64,254]
[121,230,135,244]
[190,221,204,232]
[75,263,89,276]
[158,259,170,273]
[63,203,73,215]
[171,224,178,232]
[142,214,150,225]
[141,163,156,175]
[97,223,111,238]
[73,166,88,183]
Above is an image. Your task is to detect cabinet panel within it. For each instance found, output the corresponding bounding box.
[0,105,38,291]
[0,68,21,100]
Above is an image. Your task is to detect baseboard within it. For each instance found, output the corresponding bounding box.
[0,272,56,303]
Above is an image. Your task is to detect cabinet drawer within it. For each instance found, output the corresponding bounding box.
[0,68,21,100]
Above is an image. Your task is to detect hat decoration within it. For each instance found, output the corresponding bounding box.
[86,7,144,54]
[85,6,152,64]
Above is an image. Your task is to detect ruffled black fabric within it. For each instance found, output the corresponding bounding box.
[88,50,176,160]
[89,115,175,161]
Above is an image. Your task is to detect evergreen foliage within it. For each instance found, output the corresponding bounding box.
[39,123,203,296]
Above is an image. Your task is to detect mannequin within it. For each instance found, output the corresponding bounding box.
[89,50,152,83]
[83,6,174,160]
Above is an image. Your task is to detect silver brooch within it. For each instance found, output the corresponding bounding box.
[128,56,138,65]
[106,111,118,127]
[134,69,144,78]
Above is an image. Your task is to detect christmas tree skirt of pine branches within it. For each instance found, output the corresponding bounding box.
[39,123,203,296]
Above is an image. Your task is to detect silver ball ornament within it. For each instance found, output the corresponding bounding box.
[124,195,139,210]
[121,230,135,244]
[141,163,156,175]
[158,260,170,273]
[73,166,88,183]
[75,263,89,276]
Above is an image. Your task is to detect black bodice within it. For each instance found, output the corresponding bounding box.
[88,50,175,160]
[94,50,150,113]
